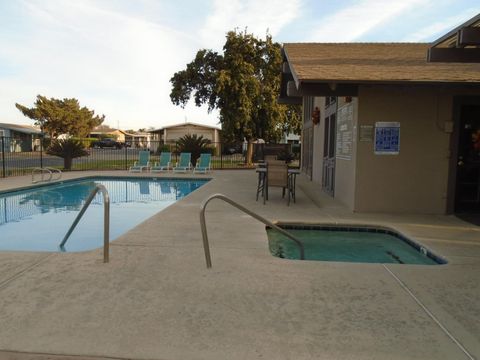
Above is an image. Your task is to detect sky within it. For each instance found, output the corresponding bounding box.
[0,0,479,131]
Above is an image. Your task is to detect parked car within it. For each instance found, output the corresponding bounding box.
[91,138,124,149]
[222,143,243,155]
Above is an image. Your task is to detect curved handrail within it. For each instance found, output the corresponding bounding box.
[32,167,52,183]
[49,167,62,181]
[32,167,62,183]
[59,184,110,263]
[199,193,305,269]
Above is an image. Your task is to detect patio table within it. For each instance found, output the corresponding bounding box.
[256,165,300,203]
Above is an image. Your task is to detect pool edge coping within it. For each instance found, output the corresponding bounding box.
[268,221,449,265]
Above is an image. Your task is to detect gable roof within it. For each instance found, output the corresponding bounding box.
[430,13,480,48]
[151,122,221,133]
[0,123,41,135]
[283,42,480,86]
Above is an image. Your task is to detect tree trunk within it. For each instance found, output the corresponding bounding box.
[246,142,254,166]
[64,157,72,170]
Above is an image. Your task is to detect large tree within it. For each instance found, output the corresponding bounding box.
[15,95,105,138]
[170,30,301,143]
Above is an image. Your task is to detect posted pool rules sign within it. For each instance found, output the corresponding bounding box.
[374,122,400,155]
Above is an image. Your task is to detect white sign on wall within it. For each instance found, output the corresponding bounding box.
[374,122,400,155]
[336,103,354,160]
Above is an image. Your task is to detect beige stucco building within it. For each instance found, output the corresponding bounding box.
[150,122,221,145]
[280,15,480,216]
[150,122,221,155]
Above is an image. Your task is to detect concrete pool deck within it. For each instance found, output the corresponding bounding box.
[0,170,479,360]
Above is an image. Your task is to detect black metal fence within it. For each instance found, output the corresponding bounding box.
[0,137,297,178]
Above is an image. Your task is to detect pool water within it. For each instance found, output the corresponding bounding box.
[267,225,445,265]
[0,177,208,252]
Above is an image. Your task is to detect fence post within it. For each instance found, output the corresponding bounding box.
[39,135,43,168]
[1,136,5,178]
[220,142,223,169]
[125,143,128,170]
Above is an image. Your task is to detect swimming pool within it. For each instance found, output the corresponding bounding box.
[0,177,208,252]
[267,224,446,265]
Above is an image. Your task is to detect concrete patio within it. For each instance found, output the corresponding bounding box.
[0,170,479,360]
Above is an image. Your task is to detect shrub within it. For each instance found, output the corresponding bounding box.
[47,138,89,170]
[176,134,211,166]
[156,144,173,155]
[277,148,295,163]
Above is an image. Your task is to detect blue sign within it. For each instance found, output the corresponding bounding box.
[374,122,400,155]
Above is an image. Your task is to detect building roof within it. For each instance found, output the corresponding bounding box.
[0,123,41,135]
[151,122,221,133]
[283,42,480,86]
[430,13,480,48]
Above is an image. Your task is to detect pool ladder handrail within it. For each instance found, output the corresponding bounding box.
[59,184,110,263]
[32,167,62,183]
[199,193,305,269]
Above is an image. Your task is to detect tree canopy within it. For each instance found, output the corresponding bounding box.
[170,30,301,142]
[15,95,105,138]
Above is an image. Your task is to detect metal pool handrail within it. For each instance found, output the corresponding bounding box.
[199,193,305,269]
[32,167,62,183]
[59,184,110,263]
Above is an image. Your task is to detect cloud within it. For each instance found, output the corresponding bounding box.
[0,0,219,129]
[307,0,433,42]
[402,8,480,42]
[200,0,302,50]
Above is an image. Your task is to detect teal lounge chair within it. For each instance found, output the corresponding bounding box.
[151,152,171,172]
[129,150,150,172]
[193,153,211,174]
[173,152,192,173]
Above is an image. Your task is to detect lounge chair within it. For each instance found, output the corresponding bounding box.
[193,153,211,174]
[173,152,192,173]
[151,152,171,172]
[129,150,150,172]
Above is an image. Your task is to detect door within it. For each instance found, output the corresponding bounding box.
[322,96,337,196]
[322,113,336,196]
[455,103,480,213]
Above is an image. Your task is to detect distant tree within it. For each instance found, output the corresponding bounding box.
[176,134,212,166]
[15,95,105,138]
[170,30,301,143]
[46,138,89,170]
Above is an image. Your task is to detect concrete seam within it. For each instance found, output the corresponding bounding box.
[382,264,476,360]
[0,254,53,292]
[0,349,141,360]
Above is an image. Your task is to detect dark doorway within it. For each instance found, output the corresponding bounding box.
[454,102,480,214]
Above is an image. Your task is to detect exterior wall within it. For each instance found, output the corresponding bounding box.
[0,128,12,137]
[165,128,214,142]
[334,97,358,210]
[150,124,220,155]
[301,97,314,178]
[0,128,37,152]
[354,86,453,214]
[311,97,325,183]
[307,96,358,211]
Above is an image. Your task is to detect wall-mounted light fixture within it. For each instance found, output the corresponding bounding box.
[312,106,321,125]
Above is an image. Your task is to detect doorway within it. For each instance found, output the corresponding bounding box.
[454,99,480,215]
[322,97,337,196]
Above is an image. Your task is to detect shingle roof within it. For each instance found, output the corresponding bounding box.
[151,122,221,132]
[283,43,480,84]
